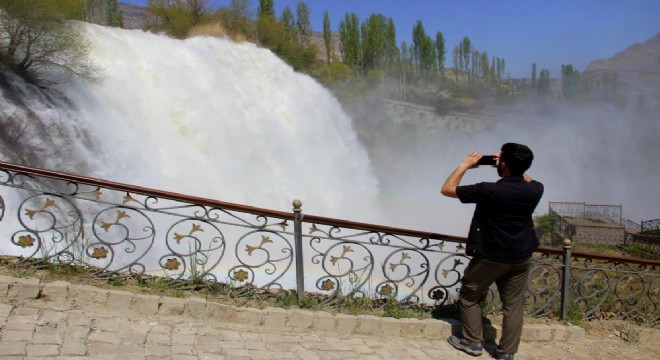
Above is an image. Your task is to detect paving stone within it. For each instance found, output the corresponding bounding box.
[158,296,186,315]
[106,289,133,312]
[132,293,160,315]
[0,341,27,356]
[236,306,264,326]
[311,311,336,332]
[183,297,207,319]
[1,280,659,360]
[355,315,381,335]
[26,344,59,357]
[10,278,41,301]
[262,307,287,329]
[61,338,88,356]
[288,309,313,331]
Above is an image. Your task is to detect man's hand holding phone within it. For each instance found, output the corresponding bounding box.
[477,155,497,166]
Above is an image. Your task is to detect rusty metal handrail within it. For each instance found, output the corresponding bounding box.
[0,160,464,243]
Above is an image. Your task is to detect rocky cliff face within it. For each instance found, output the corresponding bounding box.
[585,32,660,102]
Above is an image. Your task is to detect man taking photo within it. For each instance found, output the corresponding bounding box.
[441,143,544,360]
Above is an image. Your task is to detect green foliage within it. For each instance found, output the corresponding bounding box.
[215,0,252,40]
[0,0,99,84]
[147,0,212,38]
[106,278,124,287]
[619,324,641,343]
[382,300,418,319]
[256,15,316,71]
[338,12,360,66]
[279,292,298,308]
[538,69,552,95]
[536,213,556,233]
[309,62,353,88]
[295,2,311,45]
[257,0,274,18]
[561,63,584,98]
[280,5,295,41]
[623,242,660,260]
[565,300,583,325]
[435,31,446,75]
[105,0,123,27]
[322,10,331,63]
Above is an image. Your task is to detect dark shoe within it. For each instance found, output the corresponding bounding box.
[497,353,514,360]
[447,335,483,356]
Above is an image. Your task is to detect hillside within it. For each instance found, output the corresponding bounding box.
[585,32,660,102]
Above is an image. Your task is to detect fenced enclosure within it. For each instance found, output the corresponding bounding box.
[549,202,622,224]
[550,202,660,256]
[0,161,658,324]
[549,201,625,246]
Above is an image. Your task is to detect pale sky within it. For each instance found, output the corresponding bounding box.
[121,0,660,78]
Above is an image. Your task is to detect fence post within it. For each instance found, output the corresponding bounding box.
[560,238,572,320]
[292,199,305,306]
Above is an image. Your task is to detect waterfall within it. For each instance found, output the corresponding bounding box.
[5,22,383,223]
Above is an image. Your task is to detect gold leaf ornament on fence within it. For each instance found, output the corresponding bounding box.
[100,210,131,232]
[330,245,354,265]
[389,252,411,271]
[91,247,109,259]
[379,284,394,296]
[164,258,181,271]
[245,235,273,255]
[173,223,205,244]
[321,278,335,291]
[16,235,36,248]
[24,198,58,219]
[233,269,249,282]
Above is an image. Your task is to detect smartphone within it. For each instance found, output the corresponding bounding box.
[477,155,497,166]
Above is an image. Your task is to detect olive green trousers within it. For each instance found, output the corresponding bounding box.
[458,256,532,354]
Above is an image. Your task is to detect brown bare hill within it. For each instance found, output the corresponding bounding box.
[585,32,660,101]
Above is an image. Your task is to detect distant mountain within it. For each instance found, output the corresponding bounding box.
[119,3,153,29]
[585,32,660,102]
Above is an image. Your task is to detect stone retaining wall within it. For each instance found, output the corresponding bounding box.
[0,275,601,343]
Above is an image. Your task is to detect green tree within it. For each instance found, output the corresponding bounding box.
[478,51,489,81]
[538,68,551,95]
[147,0,212,38]
[496,57,505,82]
[256,10,315,72]
[338,12,360,66]
[361,13,387,71]
[84,0,104,24]
[217,0,253,39]
[398,41,413,99]
[281,5,296,41]
[460,36,471,80]
[531,63,537,94]
[435,31,445,76]
[490,56,496,83]
[295,2,311,45]
[0,0,98,84]
[384,18,398,73]
[322,10,332,63]
[452,46,460,80]
[106,0,123,27]
[418,34,436,76]
[411,20,426,75]
[561,64,582,98]
[257,0,274,18]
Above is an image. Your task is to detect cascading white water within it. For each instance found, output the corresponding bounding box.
[46,23,382,223]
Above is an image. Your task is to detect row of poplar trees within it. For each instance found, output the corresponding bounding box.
[145,1,510,87]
